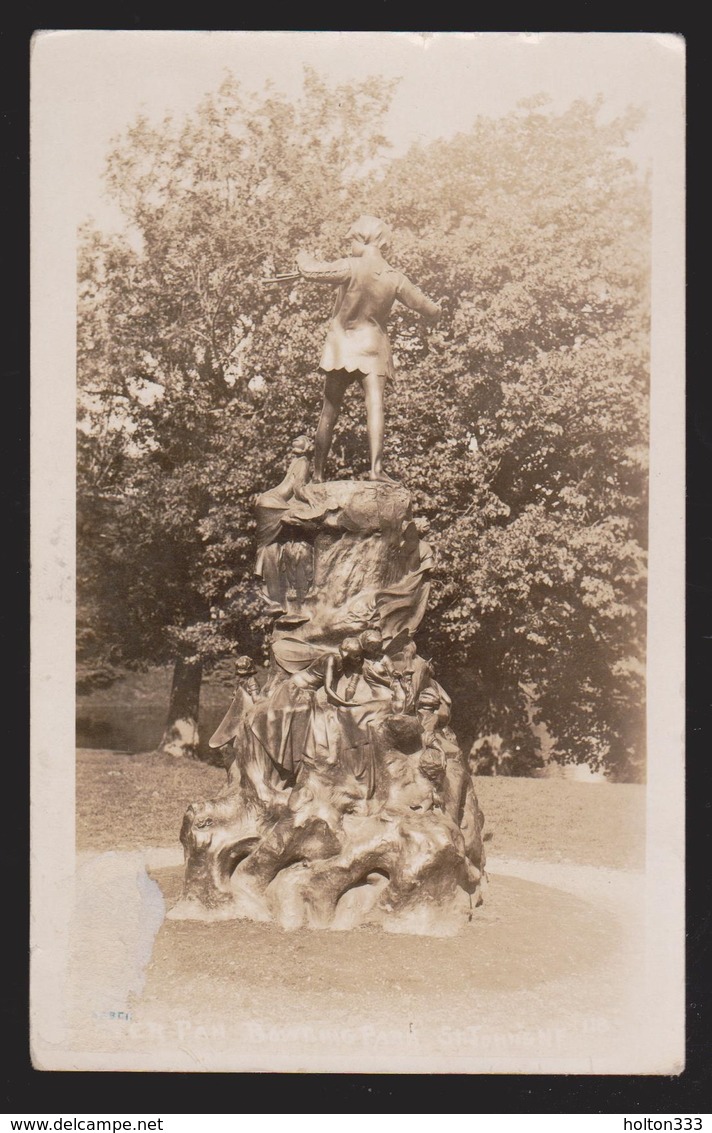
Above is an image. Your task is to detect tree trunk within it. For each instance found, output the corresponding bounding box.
[157,657,203,758]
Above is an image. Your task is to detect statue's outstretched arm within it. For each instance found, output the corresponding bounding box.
[296,250,352,285]
[395,274,441,323]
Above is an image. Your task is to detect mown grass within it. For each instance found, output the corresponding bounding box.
[76,749,224,853]
[76,748,645,869]
[473,775,645,869]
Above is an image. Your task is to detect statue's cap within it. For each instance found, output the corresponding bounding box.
[346,215,392,251]
[291,435,311,453]
[235,655,256,674]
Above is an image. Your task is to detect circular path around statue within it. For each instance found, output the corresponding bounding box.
[69,846,646,1072]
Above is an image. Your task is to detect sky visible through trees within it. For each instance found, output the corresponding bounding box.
[77,61,650,780]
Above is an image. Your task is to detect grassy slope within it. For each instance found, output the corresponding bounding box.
[76,749,645,869]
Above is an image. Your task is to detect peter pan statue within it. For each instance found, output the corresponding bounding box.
[295,215,441,483]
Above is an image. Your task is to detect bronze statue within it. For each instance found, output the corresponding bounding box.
[209,655,260,752]
[296,216,441,483]
[249,637,363,781]
[207,655,283,800]
[175,225,489,931]
[254,435,313,617]
[358,627,406,710]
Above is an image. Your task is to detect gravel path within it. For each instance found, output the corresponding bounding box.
[486,855,645,913]
[63,845,650,1072]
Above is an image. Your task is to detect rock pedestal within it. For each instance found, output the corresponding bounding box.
[170,480,486,935]
[257,480,431,645]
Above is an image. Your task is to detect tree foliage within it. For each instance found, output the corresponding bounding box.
[365,97,650,779]
[77,79,649,778]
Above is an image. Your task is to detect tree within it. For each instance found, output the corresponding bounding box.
[365,96,649,779]
[79,85,650,779]
[77,70,397,755]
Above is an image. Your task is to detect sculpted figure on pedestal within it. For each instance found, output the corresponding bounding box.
[254,435,313,617]
[207,655,276,800]
[248,636,364,784]
[208,656,260,760]
[296,215,440,483]
[415,685,486,883]
[173,217,487,933]
[358,627,406,711]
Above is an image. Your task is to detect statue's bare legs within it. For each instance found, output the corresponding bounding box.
[313,371,349,482]
[361,372,396,483]
[313,369,396,484]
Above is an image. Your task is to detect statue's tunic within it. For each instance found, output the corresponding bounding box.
[296,246,440,381]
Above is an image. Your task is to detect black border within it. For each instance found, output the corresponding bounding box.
[8,13,710,1115]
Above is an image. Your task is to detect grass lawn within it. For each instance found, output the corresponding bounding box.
[76,748,645,869]
[473,775,645,869]
[76,749,224,854]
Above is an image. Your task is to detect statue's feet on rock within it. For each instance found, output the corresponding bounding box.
[276,613,309,629]
[261,600,287,619]
[366,469,400,485]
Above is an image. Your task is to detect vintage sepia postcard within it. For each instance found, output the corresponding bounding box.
[30,30,685,1074]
